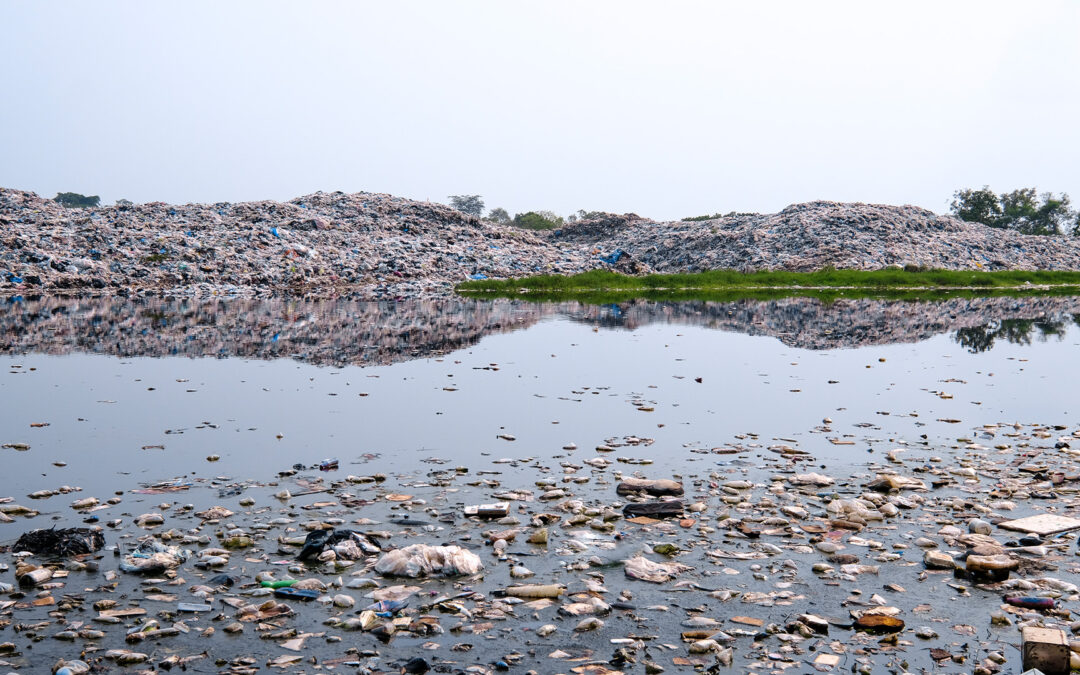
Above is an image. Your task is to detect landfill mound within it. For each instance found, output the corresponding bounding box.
[5,188,1080,297]
[0,187,578,297]
[576,201,1080,272]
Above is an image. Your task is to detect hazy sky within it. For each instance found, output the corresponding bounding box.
[2,1,1078,220]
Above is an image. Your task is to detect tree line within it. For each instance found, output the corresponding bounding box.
[449,195,604,231]
[950,187,1078,236]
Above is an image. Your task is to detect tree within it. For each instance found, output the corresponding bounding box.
[1029,192,1073,235]
[448,195,484,218]
[115,198,133,207]
[512,211,564,230]
[950,187,1002,227]
[486,207,510,224]
[54,192,101,208]
[951,186,1076,235]
[997,189,1074,235]
[576,209,605,220]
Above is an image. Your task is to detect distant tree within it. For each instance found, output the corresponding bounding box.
[950,186,1076,235]
[486,207,510,224]
[950,187,1002,227]
[115,198,133,207]
[576,209,605,220]
[54,192,101,208]
[512,211,564,230]
[682,213,725,222]
[448,195,484,218]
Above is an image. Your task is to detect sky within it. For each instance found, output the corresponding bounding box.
[1,1,1078,221]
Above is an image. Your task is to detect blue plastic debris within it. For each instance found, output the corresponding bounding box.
[274,587,319,601]
[599,249,624,264]
[469,273,488,280]
[365,599,408,614]
[270,227,280,238]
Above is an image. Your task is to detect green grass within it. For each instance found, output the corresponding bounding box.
[456,268,1080,302]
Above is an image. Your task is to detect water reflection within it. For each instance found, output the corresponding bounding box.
[2,295,1079,362]
[954,315,1080,353]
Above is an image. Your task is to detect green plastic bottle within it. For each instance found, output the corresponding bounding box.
[260,579,297,589]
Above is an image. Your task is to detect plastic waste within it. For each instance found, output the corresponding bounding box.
[374,544,483,578]
[14,526,105,556]
[274,587,319,601]
[1006,596,1055,610]
[260,579,297,589]
[623,555,693,583]
[119,539,190,574]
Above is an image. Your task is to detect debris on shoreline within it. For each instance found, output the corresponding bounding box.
[5,188,1080,298]
[5,415,1080,673]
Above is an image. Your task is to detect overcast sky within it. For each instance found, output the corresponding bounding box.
[2,1,1077,220]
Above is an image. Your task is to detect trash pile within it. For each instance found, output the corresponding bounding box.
[0,188,581,298]
[6,187,1080,298]
[5,417,1080,673]
[572,201,1080,273]
[2,295,1079,369]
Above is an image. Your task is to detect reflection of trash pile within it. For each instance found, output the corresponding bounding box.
[562,295,1080,350]
[3,295,1080,364]
[6,188,1080,298]
[0,296,551,366]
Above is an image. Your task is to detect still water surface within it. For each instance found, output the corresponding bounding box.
[3,296,1078,496]
[1,295,1079,673]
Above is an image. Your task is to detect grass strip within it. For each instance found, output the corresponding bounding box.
[456,268,1080,302]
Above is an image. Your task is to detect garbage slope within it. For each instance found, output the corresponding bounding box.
[0,188,575,296]
[6,188,1080,297]
[565,201,1080,273]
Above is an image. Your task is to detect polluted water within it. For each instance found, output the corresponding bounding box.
[4,296,1080,674]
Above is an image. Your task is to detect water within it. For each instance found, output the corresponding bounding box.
[3,296,1079,496]
[2,295,1080,672]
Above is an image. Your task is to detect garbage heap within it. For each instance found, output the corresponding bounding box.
[561,201,1080,273]
[6,188,1080,298]
[0,188,583,297]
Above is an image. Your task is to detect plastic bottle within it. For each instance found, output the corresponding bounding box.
[1004,596,1055,609]
[260,579,297,588]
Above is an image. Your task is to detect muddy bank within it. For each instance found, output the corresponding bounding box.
[5,188,1080,298]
